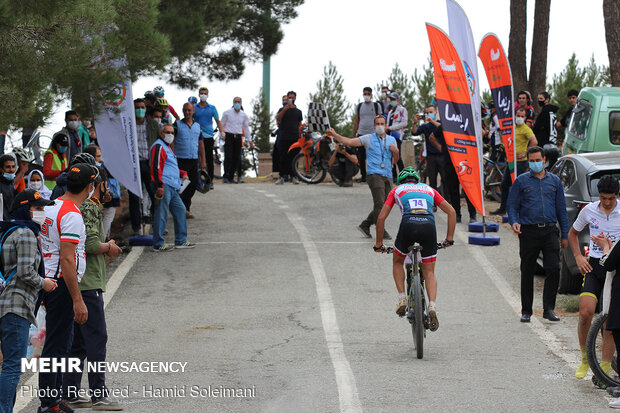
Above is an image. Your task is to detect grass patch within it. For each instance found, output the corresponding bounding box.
[557,294,580,313]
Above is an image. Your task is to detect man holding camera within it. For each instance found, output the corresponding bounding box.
[328,143,359,187]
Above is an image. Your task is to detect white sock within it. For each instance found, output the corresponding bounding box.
[429,301,436,308]
[398,292,406,300]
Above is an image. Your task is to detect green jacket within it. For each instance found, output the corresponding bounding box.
[79,199,106,291]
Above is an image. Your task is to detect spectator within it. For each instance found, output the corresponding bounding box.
[38,163,96,412]
[386,92,407,182]
[221,97,252,184]
[515,90,535,121]
[147,108,164,148]
[0,154,17,220]
[486,101,502,161]
[83,146,118,239]
[557,89,579,129]
[59,110,83,160]
[507,146,569,323]
[155,99,173,125]
[353,87,383,184]
[328,143,359,187]
[27,170,52,199]
[150,124,195,251]
[272,95,289,178]
[193,86,223,188]
[87,126,98,147]
[77,115,90,147]
[328,115,399,239]
[491,107,537,215]
[64,166,123,411]
[153,86,180,121]
[412,105,443,191]
[533,91,559,147]
[0,190,56,413]
[12,147,34,194]
[51,152,96,201]
[144,90,156,117]
[380,86,391,117]
[274,91,302,185]
[129,99,156,235]
[43,132,69,190]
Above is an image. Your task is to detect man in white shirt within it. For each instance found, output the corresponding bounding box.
[220,97,253,183]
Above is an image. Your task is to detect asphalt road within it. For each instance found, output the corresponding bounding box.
[19,182,611,412]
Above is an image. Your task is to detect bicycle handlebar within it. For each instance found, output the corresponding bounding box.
[374,242,453,254]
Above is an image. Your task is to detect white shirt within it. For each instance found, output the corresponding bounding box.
[40,198,87,282]
[221,108,252,141]
[573,200,620,258]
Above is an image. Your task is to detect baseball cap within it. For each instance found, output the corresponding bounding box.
[67,163,98,186]
[11,189,54,212]
[54,132,69,147]
[389,92,400,100]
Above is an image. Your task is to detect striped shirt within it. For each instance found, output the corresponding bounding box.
[136,122,149,161]
[0,227,45,325]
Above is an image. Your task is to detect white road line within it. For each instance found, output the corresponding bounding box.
[15,247,144,413]
[285,210,362,413]
[194,241,369,245]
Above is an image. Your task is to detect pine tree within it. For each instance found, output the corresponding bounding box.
[376,63,416,136]
[249,88,274,153]
[308,61,351,131]
[412,56,435,113]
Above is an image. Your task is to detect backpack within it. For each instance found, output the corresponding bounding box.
[356,101,382,118]
[0,226,26,295]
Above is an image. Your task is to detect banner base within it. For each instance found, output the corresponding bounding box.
[468,222,499,233]
[468,234,500,246]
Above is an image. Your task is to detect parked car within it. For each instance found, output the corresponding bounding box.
[563,87,620,155]
[549,152,620,294]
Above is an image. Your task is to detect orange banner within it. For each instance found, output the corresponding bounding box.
[426,23,484,216]
[478,34,516,182]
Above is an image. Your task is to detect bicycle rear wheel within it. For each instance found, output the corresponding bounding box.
[586,313,620,388]
[412,272,424,359]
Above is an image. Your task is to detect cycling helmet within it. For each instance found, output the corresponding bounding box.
[397,166,420,184]
[153,86,165,97]
[71,152,96,166]
[155,98,168,107]
[12,147,34,163]
[188,96,198,104]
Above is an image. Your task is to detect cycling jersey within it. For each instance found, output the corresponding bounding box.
[40,197,87,281]
[572,200,620,259]
[385,182,445,218]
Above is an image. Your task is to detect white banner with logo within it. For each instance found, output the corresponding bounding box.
[91,59,142,197]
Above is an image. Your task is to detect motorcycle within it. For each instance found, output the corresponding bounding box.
[288,126,334,184]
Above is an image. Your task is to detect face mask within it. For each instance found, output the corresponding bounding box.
[200,94,208,102]
[363,95,371,103]
[381,92,387,99]
[375,125,385,135]
[529,161,544,173]
[31,210,46,226]
[135,108,146,118]
[427,113,436,120]
[84,121,92,128]
[3,172,15,180]
[153,118,162,125]
[515,117,525,126]
[58,146,68,154]
[88,184,95,200]
[68,120,80,130]
[163,133,175,144]
[30,181,42,190]
[233,103,241,110]
[282,101,287,107]
[538,100,545,107]
[390,100,397,107]
[95,161,102,167]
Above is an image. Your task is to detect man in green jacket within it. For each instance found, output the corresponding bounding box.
[64,166,124,411]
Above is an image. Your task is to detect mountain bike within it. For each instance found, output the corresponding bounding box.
[586,313,619,388]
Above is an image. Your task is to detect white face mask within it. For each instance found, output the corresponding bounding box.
[154,118,162,125]
[200,94,208,102]
[515,117,525,126]
[68,120,80,130]
[363,95,371,103]
[163,133,175,144]
[88,184,95,200]
[30,181,42,190]
[31,210,46,226]
[375,125,385,135]
[381,92,387,99]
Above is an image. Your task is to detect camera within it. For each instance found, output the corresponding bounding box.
[338,144,345,150]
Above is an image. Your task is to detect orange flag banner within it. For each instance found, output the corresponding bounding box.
[478,34,517,182]
[426,23,484,215]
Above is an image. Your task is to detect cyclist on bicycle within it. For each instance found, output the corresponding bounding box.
[374,167,456,330]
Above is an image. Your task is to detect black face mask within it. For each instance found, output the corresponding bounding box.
[538,100,545,107]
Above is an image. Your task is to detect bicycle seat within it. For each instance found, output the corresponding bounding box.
[408,243,423,253]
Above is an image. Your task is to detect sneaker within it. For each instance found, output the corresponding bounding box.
[66,395,92,408]
[396,297,407,317]
[275,177,284,185]
[38,406,62,412]
[490,208,506,215]
[292,176,300,184]
[357,225,371,238]
[209,183,214,190]
[92,397,123,411]
[610,397,620,408]
[383,230,392,240]
[428,305,439,331]
[58,400,76,413]
[222,178,230,183]
[186,211,195,219]
[153,244,174,252]
[175,241,195,249]
[342,178,353,187]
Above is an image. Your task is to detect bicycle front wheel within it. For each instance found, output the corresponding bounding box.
[412,274,424,359]
[586,313,619,388]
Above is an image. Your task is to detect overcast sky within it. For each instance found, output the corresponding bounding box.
[32,0,608,143]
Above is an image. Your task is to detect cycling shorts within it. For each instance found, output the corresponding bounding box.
[580,257,607,302]
[393,214,437,263]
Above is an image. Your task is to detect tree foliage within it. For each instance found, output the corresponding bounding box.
[308,61,351,131]
[411,56,435,114]
[249,88,273,153]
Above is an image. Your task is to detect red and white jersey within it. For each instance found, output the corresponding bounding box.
[40,197,87,282]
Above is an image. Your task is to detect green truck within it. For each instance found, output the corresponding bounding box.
[563,87,620,155]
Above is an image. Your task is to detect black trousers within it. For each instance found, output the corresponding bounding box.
[329,161,359,182]
[272,139,280,173]
[63,290,108,399]
[443,160,476,219]
[177,158,198,211]
[224,133,242,180]
[204,138,215,180]
[356,135,367,181]
[128,160,155,231]
[426,153,446,192]
[279,139,296,178]
[518,224,561,314]
[391,139,406,181]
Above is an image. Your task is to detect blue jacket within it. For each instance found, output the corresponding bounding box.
[173,119,202,160]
